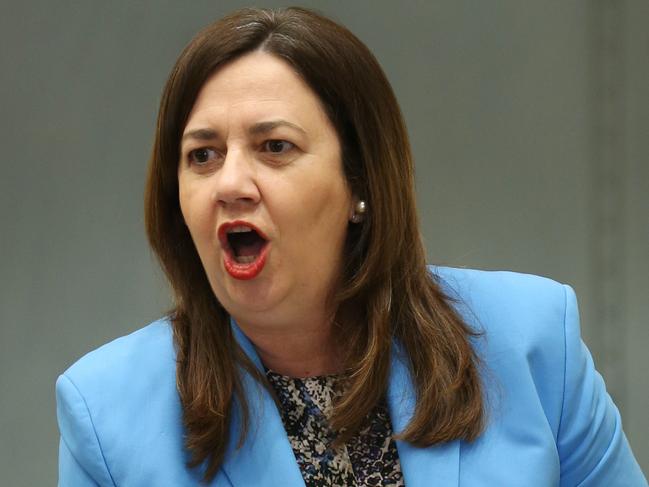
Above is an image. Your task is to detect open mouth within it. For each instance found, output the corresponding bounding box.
[226,226,268,263]
[218,222,269,280]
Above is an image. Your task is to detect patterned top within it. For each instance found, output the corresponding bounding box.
[266,370,405,487]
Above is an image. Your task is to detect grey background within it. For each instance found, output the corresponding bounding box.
[1,1,647,484]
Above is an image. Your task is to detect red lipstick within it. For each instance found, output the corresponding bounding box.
[218,220,269,280]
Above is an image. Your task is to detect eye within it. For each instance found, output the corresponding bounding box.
[262,140,294,154]
[187,147,219,165]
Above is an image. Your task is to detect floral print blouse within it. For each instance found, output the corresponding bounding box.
[266,370,405,486]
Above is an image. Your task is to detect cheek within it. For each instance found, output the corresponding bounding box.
[178,186,215,251]
[284,179,350,251]
[177,178,193,226]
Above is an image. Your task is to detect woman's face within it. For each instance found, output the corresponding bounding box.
[178,51,353,330]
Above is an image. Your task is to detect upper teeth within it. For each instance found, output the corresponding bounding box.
[227,226,253,233]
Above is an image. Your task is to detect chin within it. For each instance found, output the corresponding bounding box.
[212,274,282,316]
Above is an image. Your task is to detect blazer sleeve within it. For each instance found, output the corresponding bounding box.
[557,285,647,486]
[56,374,116,487]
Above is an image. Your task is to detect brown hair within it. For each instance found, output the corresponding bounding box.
[145,7,483,482]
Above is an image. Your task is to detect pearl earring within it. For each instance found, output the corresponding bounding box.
[350,200,367,223]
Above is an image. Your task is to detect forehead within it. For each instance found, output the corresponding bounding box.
[185,51,330,129]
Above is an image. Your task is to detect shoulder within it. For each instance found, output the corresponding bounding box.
[430,265,569,353]
[427,267,646,484]
[430,266,570,438]
[57,316,178,428]
[56,318,188,484]
[431,265,567,313]
[59,317,175,392]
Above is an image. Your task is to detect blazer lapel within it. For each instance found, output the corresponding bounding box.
[220,321,305,487]
[220,326,460,487]
[388,344,460,487]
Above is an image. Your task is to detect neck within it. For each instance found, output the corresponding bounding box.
[237,319,340,378]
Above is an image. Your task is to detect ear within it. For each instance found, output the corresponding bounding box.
[349,198,367,224]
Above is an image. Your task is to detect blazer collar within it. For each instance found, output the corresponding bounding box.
[219,320,305,486]
[220,320,460,487]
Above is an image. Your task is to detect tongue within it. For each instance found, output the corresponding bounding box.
[236,239,264,257]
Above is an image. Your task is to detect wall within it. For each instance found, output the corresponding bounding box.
[1,1,646,484]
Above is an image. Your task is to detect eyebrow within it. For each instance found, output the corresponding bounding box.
[181,119,306,143]
[181,128,218,143]
[248,120,306,136]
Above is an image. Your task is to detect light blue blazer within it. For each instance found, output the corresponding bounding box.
[56,267,647,486]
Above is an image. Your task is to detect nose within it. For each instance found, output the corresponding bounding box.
[212,148,261,209]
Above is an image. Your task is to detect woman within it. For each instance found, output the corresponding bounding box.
[56,7,646,486]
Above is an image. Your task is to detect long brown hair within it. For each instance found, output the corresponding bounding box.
[145,7,484,482]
